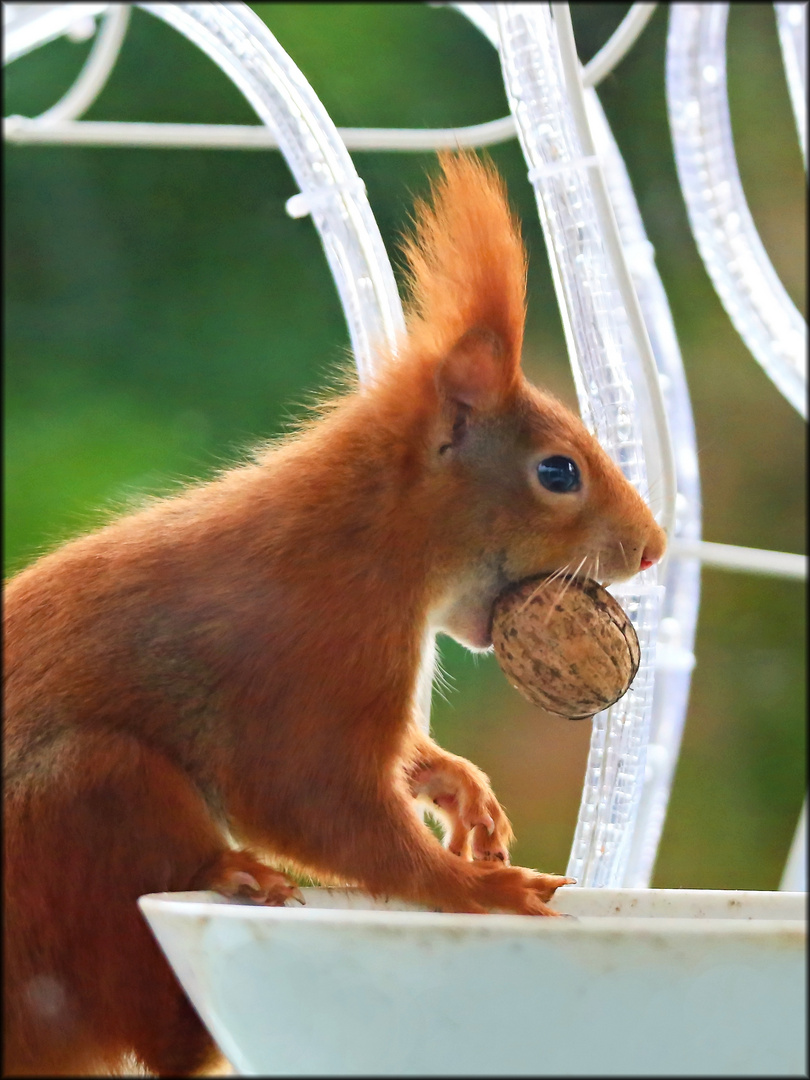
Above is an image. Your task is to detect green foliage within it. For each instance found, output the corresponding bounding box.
[4,3,805,889]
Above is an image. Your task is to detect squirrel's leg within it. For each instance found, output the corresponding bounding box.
[233,753,571,917]
[190,848,303,905]
[4,728,293,1077]
[403,726,514,863]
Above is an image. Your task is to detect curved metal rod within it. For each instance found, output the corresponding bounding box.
[494,1,667,888]
[3,3,110,65]
[667,4,807,420]
[33,5,130,124]
[453,2,658,90]
[578,86,702,889]
[553,2,677,544]
[779,797,806,891]
[136,2,406,379]
[582,2,658,88]
[3,113,520,150]
[4,3,658,151]
[775,2,807,169]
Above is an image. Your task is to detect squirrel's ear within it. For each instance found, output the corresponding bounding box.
[436,327,517,410]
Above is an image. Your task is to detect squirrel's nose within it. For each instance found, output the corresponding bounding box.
[639,520,673,574]
[639,531,667,572]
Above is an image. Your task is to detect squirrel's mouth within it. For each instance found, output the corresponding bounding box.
[433,563,513,653]
[437,560,607,653]
[447,606,495,652]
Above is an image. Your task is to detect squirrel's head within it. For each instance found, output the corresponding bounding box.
[386,151,667,650]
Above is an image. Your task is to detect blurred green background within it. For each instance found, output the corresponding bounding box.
[4,3,805,888]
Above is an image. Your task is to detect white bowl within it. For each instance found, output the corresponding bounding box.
[138,886,806,1076]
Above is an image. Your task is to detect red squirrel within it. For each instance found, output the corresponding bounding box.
[3,152,666,1076]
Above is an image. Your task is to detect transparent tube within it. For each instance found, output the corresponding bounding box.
[584,90,702,888]
[775,2,807,169]
[494,3,665,888]
[667,4,807,420]
[457,2,700,886]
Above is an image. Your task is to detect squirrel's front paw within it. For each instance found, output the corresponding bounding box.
[472,865,576,916]
[407,755,514,864]
[191,849,304,906]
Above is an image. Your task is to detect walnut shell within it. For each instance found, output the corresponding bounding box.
[491,575,640,720]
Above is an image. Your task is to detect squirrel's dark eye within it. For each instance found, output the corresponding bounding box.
[537,456,581,494]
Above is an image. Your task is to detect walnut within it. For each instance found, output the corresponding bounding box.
[491,575,640,720]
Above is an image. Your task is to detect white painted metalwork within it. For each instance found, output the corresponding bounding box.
[3,111,523,151]
[578,1,658,89]
[28,4,129,124]
[6,2,406,377]
[139,3,406,383]
[553,3,678,541]
[580,88,702,889]
[775,2,807,168]
[3,2,659,149]
[2,2,109,64]
[671,538,806,580]
[780,798,807,892]
[492,3,669,887]
[667,3,807,420]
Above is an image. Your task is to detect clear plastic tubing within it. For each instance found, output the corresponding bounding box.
[461,2,700,887]
[584,90,702,888]
[667,4,807,420]
[492,3,666,888]
[774,2,807,169]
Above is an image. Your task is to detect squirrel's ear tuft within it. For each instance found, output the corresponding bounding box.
[400,151,527,405]
[436,328,512,410]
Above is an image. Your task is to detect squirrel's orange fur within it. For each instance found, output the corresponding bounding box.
[3,153,666,1076]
